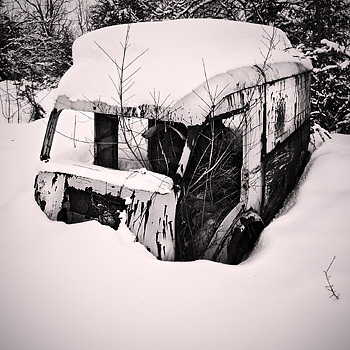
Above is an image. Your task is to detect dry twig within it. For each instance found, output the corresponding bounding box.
[324,256,340,299]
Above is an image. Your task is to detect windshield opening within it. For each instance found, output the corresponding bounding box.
[176,117,243,261]
[144,120,187,178]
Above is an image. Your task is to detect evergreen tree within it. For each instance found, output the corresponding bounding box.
[279,0,350,133]
[0,1,22,81]
[90,0,150,30]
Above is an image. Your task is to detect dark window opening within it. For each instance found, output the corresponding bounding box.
[145,120,187,178]
[94,113,119,169]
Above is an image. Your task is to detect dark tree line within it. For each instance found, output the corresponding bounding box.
[1,0,349,131]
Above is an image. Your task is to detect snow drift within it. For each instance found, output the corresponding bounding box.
[55,18,312,115]
[0,116,349,350]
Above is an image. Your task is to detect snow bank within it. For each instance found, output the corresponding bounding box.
[0,120,349,350]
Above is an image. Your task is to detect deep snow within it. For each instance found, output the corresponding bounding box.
[0,114,349,350]
[55,19,311,119]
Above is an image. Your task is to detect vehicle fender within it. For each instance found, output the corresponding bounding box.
[204,204,264,264]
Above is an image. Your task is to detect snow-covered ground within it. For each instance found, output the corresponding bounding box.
[0,116,349,350]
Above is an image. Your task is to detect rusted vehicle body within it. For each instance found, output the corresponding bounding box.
[34,19,312,264]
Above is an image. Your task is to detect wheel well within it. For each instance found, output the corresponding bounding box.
[227,212,264,265]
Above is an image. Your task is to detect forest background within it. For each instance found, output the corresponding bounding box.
[0,0,349,133]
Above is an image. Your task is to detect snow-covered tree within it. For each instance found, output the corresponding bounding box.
[0,0,74,120]
[311,40,350,133]
[0,0,22,81]
[278,0,350,133]
[88,0,286,24]
[75,0,92,35]
[89,0,150,29]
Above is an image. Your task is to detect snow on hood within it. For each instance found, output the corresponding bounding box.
[37,160,173,194]
[55,19,312,119]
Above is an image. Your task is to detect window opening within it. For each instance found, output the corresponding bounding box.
[176,119,243,261]
[145,120,187,178]
[94,113,119,169]
[94,114,187,176]
[94,113,151,171]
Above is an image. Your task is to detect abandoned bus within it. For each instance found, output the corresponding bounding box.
[34,19,312,264]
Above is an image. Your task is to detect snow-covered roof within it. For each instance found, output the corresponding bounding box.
[54,18,312,124]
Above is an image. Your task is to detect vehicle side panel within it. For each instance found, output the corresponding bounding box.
[262,72,311,223]
[34,171,176,260]
[265,72,311,153]
[262,119,310,223]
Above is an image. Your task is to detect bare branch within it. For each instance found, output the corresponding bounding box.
[324,256,340,299]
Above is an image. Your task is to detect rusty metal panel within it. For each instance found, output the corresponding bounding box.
[265,72,311,154]
[34,170,176,261]
[125,189,176,260]
[262,119,310,223]
[34,171,65,220]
